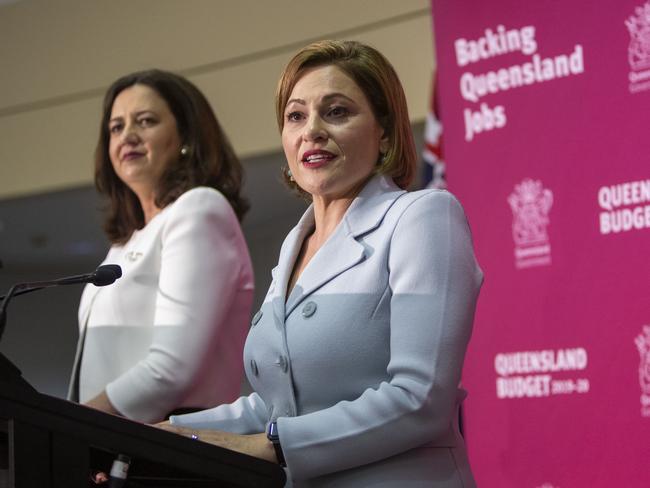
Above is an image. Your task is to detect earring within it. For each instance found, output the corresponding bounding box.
[180,145,189,157]
[284,167,295,182]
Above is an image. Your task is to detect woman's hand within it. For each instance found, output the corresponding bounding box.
[155,421,277,463]
[84,390,122,416]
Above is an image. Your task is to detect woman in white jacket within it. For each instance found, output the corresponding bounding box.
[69,69,254,423]
[161,41,483,487]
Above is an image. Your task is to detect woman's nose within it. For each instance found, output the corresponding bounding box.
[120,123,140,144]
[303,115,327,142]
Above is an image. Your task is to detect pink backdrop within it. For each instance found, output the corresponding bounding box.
[431,1,650,486]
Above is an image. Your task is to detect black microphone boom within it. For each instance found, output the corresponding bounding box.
[0,264,122,301]
[45,264,123,287]
[0,264,122,340]
[0,264,121,389]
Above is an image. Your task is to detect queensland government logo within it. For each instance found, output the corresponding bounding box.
[508,179,553,269]
[635,325,650,417]
[626,1,650,93]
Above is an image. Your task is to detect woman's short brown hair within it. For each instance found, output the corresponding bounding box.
[95,69,248,244]
[276,40,416,192]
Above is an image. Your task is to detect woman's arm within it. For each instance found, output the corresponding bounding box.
[157,391,276,461]
[156,423,277,463]
[85,390,121,416]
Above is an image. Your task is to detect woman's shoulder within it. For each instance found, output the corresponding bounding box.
[393,187,466,218]
[161,186,239,231]
[172,186,229,209]
[168,186,236,217]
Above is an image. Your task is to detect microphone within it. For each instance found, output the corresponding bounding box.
[0,264,122,342]
[0,264,122,301]
[43,264,122,287]
[108,453,131,488]
[92,264,122,285]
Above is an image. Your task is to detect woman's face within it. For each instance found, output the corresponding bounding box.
[281,65,387,202]
[108,84,182,196]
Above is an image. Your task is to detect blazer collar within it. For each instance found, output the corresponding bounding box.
[274,174,405,317]
[342,174,405,238]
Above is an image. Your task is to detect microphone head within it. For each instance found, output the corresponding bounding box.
[102,264,122,279]
[91,265,122,286]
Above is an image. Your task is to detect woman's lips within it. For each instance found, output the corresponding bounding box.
[301,150,336,169]
[122,151,145,161]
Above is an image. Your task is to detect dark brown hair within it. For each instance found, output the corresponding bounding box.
[95,69,248,244]
[276,40,416,194]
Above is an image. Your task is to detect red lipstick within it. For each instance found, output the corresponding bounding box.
[301,150,336,169]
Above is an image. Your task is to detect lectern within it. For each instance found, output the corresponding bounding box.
[0,367,286,487]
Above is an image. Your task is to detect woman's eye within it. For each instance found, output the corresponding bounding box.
[328,106,349,117]
[286,111,303,122]
[109,124,122,134]
[138,117,156,127]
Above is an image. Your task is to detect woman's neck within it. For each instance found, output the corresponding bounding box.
[310,195,354,247]
[134,187,161,225]
[309,175,371,245]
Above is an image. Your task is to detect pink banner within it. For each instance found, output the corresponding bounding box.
[431,1,650,486]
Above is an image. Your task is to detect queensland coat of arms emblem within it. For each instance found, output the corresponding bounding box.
[508,179,553,269]
[626,2,650,93]
[626,2,650,70]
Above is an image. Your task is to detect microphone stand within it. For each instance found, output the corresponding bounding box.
[0,265,121,389]
[0,281,37,389]
[0,276,87,342]
[0,283,38,390]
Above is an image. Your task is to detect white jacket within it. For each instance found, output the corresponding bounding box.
[72,187,253,423]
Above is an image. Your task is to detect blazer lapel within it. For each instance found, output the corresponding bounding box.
[285,228,366,316]
[271,206,317,326]
[286,175,406,316]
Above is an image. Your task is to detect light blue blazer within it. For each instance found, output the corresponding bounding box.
[171,175,483,487]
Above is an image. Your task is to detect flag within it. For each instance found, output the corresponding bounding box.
[421,72,446,189]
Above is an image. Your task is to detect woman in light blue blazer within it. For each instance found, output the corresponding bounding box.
[162,40,483,487]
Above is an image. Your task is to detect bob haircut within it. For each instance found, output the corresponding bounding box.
[95,69,248,244]
[276,40,417,194]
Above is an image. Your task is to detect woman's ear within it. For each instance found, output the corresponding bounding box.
[379,134,389,156]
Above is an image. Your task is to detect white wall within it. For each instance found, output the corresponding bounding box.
[0,0,434,198]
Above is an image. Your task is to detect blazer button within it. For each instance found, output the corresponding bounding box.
[252,310,263,326]
[302,301,317,318]
[250,359,259,377]
[276,355,289,373]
